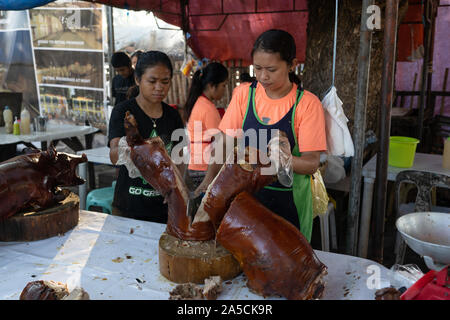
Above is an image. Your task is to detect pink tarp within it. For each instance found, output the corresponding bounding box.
[86,0,308,65]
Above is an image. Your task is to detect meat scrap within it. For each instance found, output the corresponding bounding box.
[20,280,90,300]
[375,287,402,300]
[20,280,70,300]
[216,191,328,300]
[169,283,204,300]
[202,276,223,300]
[169,276,223,300]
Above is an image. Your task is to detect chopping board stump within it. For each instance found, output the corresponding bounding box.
[0,192,79,241]
[159,232,241,284]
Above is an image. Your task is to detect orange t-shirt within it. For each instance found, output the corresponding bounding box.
[219,82,327,153]
[187,95,222,171]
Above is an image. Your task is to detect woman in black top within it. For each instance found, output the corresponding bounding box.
[108,51,184,223]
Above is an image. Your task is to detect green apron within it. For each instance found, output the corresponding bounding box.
[242,82,314,241]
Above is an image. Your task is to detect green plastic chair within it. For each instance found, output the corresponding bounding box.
[86,181,116,214]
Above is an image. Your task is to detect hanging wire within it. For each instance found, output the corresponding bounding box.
[331,0,339,87]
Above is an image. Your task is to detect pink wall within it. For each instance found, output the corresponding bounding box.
[395,2,450,116]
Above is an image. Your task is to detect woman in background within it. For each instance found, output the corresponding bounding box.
[185,62,228,190]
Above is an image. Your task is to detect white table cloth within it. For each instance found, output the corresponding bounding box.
[0,124,98,146]
[0,210,404,300]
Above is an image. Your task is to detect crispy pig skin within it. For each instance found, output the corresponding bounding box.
[20,280,69,300]
[194,146,275,229]
[124,111,215,240]
[0,147,87,221]
[216,191,328,300]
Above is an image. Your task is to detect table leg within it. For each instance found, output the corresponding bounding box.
[85,133,96,191]
[78,162,87,210]
[357,177,375,258]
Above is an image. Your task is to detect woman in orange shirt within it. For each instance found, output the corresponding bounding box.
[185,62,228,189]
[196,30,327,241]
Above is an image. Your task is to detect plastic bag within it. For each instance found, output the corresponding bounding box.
[267,131,293,187]
[321,86,354,157]
[180,55,195,77]
[311,169,329,218]
[115,136,142,179]
[322,155,346,184]
[389,264,424,288]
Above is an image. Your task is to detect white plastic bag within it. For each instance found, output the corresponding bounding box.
[115,137,142,179]
[321,86,354,157]
[322,155,346,184]
[389,264,424,288]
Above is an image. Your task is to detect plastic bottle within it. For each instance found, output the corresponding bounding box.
[20,108,31,134]
[3,106,13,134]
[13,117,20,135]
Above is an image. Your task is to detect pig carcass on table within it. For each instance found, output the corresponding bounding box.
[123,112,328,300]
[123,111,275,240]
[216,191,328,300]
[0,146,87,221]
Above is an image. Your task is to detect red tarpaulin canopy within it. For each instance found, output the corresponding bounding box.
[397,1,425,61]
[86,0,308,66]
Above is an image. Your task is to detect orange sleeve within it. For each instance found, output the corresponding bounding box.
[218,83,251,136]
[295,91,327,153]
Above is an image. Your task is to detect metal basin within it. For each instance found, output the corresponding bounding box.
[396,212,450,270]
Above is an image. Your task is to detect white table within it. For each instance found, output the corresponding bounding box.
[0,210,406,300]
[77,146,113,210]
[358,153,450,257]
[0,123,98,146]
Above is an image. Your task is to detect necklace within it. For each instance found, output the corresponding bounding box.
[150,117,157,128]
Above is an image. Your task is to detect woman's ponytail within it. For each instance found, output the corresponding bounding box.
[184,70,204,119]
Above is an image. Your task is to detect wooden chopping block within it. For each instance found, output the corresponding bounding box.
[159,232,241,284]
[0,192,79,241]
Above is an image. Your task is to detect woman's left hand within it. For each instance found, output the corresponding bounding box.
[268,132,293,187]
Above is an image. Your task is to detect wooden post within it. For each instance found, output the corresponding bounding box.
[409,73,418,109]
[439,68,449,115]
[346,0,374,256]
[372,0,399,263]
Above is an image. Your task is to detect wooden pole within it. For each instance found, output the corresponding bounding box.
[409,73,418,109]
[439,68,449,115]
[346,0,374,256]
[372,0,399,263]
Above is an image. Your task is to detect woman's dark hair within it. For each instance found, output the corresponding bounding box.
[251,29,301,85]
[240,72,255,83]
[135,50,173,81]
[131,49,144,61]
[184,62,228,119]
[128,51,174,99]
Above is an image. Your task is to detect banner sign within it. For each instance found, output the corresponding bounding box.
[28,1,106,127]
